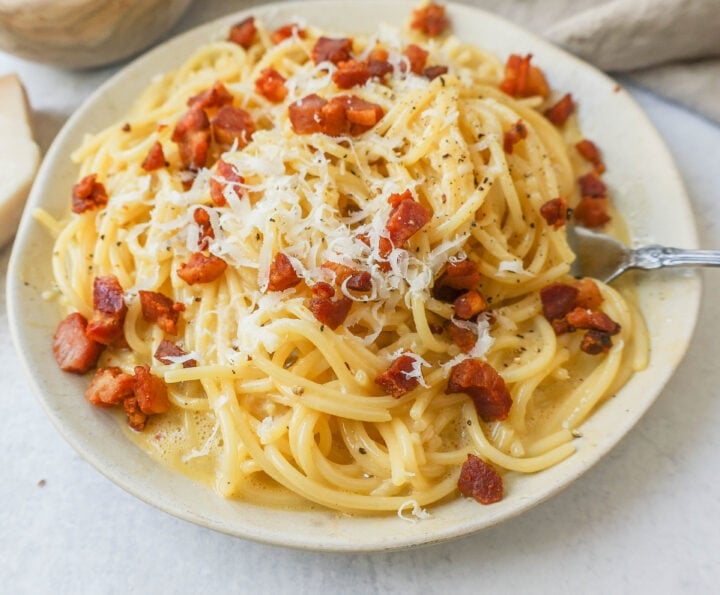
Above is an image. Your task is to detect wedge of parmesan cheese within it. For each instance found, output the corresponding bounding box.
[0,74,40,248]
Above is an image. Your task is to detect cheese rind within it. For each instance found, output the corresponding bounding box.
[0,74,40,248]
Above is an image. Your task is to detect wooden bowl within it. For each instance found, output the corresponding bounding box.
[0,0,192,69]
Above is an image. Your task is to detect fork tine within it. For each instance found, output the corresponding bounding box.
[567,225,629,283]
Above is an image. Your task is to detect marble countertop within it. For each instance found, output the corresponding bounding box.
[1,1,719,593]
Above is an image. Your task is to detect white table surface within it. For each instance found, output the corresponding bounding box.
[2,2,719,593]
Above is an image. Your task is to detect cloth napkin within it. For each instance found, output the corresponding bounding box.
[464,0,720,124]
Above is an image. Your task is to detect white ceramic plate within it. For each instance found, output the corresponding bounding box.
[8,1,701,551]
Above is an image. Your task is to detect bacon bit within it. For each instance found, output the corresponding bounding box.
[574,278,603,310]
[578,172,607,198]
[326,98,354,134]
[457,454,503,504]
[411,2,449,36]
[540,197,569,229]
[288,94,327,134]
[86,275,127,346]
[134,365,170,415]
[552,318,574,335]
[321,261,369,290]
[453,290,487,320]
[499,54,549,99]
[293,95,352,135]
[210,159,244,207]
[566,307,621,335]
[388,190,412,209]
[437,260,481,292]
[424,65,448,80]
[141,141,167,172]
[288,94,384,136]
[375,239,394,267]
[374,353,419,398]
[267,252,302,291]
[52,313,104,374]
[347,272,372,291]
[319,98,349,136]
[544,93,575,126]
[322,261,355,284]
[321,262,372,292]
[181,170,197,191]
[139,290,184,335]
[212,105,255,149]
[429,321,444,335]
[312,37,353,65]
[367,58,394,79]
[365,47,393,79]
[576,139,606,174]
[574,196,611,227]
[449,322,476,353]
[356,231,385,263]
[386,191,431,249]
[333,60,372,89]
[404,44,428,74]
[255,68,288,102]
[580,329,613,354]
[308,282,352,329]
[172,106,210,169]
[85,367,134,408]
[446,359,512,422]
[503,120,528,154]
[124,396,148,431]
[155,339,197,368]
[187,81,234,110]
[177,252,227,285]
[548,297,617,339]
[193,207,214,250]
[339,95,384,129]
[288,94,349,136]
[71,173,108,214]
[368,47,389,61]
[540,283,579,321]
[228,16,257,49]
[271,23,306,45]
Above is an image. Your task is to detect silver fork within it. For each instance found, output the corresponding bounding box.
[568,225,720,283]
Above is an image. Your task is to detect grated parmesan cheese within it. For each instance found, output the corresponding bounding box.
[397,499,433,523]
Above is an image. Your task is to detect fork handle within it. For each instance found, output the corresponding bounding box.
[630,245,720,271]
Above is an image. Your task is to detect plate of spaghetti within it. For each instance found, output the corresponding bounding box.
[8,1,700,550]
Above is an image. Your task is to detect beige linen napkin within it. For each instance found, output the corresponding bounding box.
[466,0,720,124]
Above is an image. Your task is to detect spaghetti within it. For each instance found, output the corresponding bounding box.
[43,3,648,514]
